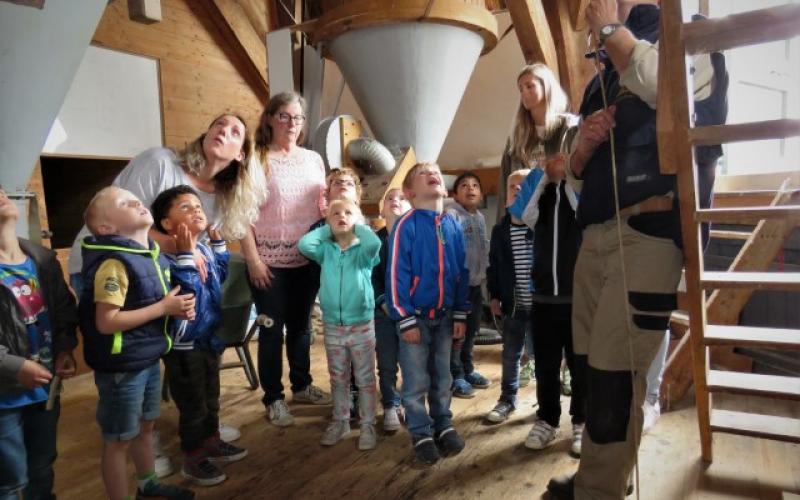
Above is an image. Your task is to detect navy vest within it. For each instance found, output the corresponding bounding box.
[79,235,173,373]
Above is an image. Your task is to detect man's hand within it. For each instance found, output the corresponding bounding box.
[572,106,617,177]
[17,360,52,389]
[586,0,620,34]
[453,322,466,340]
[54,351,77,379]
[544,153,567,183]
[401,327,421,345]
[490,299,502,317]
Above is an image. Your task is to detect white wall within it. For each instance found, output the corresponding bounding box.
[0,0,107,191]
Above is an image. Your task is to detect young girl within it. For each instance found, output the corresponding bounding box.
[298,199,381,450]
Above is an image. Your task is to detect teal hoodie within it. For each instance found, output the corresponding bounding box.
[298,224,381,326]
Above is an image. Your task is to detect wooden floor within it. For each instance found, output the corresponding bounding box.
[55,340,800,500]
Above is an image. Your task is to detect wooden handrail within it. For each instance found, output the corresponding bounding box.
[689,119,800,146]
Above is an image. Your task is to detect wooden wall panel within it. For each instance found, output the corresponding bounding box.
[92,0,265,149]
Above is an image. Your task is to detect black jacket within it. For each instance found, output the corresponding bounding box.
[486,213,533,316]
[371,227,389,307]
[0,239,78,394]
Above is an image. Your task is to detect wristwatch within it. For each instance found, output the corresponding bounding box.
[599,23,623,44]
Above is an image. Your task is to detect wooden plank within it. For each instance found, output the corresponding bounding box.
[542,0,594,111]
[201,0,269,102]
[689,119,800,146]
[238,0,269,41]
[709,229,752,241]
[707,370,800,400]
[567,0,588,30]
[695,206,800,224]
[683,4,800,55]
[701,272,800,292]
[507,0,558,73]
[705,325,800,351]
[710,409,800,443]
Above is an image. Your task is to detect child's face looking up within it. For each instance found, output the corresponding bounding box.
[327,201,359,237]
[161,194,208,236]
[410,165,446,200]
[382,189,410,219]
[454,176,482,211]
[328,175,359,203]
[101,188,154,236]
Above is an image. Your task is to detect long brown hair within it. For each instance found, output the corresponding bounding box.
[254,91,307,176]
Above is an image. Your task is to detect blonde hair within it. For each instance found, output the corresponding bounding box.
[254,91,307,176]
[179,113,267,240]
[507,168,532,189]
[327,197,365,225]
[326,167,363,203]
[402,162,439,191]
[508,63,569,166]
[84,186,120,235]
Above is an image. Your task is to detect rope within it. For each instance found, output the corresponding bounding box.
[589,36,642,500]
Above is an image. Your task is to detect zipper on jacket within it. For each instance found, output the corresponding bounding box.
[435,215,445,311]
[552,186,560,297]
[339,254,344,326]
[150,246,173,353]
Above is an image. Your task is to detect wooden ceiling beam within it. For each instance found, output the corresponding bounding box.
[542,0,593,110]
[569,0,588,30]
[237,0,269,41]
[202,0,269,101]
[507,0,559,73]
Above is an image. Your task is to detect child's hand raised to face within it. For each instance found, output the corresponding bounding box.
[175,223,196,254]
[208,227,223,241]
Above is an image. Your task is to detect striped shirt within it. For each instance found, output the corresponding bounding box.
[509,223,533,310]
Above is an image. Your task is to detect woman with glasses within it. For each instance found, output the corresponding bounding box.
[240,91,332,427]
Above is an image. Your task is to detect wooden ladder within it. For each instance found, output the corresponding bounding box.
[657,2,800,462]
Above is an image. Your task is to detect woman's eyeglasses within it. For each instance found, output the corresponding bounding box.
[276,112,306,125]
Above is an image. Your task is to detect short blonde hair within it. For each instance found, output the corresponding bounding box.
[507,168,531,189]
[326,167,363,203]
[326,197,364,225]
[402,162,439,191]
[84,186,119,236]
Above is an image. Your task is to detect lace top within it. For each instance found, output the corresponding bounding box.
[253,147,326,268]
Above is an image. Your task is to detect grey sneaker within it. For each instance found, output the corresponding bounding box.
[571,423,584,456]
[383,407,402,432]
[358,423,377,451]
[268,400,294,427]
[485,401,514,423]
[181,455,226,487]
[293,384,332,405]
[320,420,351,446]
[525,418,559,450]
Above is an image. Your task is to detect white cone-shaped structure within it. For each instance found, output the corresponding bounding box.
[314,1,497,163]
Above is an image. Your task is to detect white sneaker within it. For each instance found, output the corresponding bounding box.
[525,418,559,450]
[642,400,661,434]
[383,407,401,432]
[293,384,333,405]
[268,400,295,427]
[320,420,351,446]
[152,430,174,478]
[358,423,377,450]
[571,423,584,456]
[219,423,241,442]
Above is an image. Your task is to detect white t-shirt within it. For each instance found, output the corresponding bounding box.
[67,147,219,274]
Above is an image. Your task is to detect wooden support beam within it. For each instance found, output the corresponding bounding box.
[542,0,594,111]
[568,0,588,30]
[507,0,559,73]
[238,0,270,41]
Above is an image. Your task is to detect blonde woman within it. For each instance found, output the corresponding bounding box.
[239,91,332,427]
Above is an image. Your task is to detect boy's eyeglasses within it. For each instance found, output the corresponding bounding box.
[276,112,306,125]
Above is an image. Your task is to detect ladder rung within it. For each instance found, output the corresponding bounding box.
[700,272,800,292]
[707,370,800,400]
[710,409,800,443]
[689,119,800,146]
[705,325,800,351]
[709,229,752,240]
[670,310,689,328]
[683,4,800,55]
[695,206,800,223]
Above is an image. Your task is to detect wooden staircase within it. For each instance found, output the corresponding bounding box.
[657,2,800,461]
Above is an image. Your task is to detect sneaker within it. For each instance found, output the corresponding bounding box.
[485,401,515,423]
[204,436,248,463]
[383,407,402,432]
[152,430,174,478]
[412,436,440,466]
[268,400,295,427]
[358,423,377,451]
[137,480,197,499]
[320,420,351,446]
[642,400,661,434]
[181,454,226,487]
[218,423,241,442]
[519,360,534,388]
[452,378,475,399]
[571,423,584,456]
[293,384,332,405]
[435,427,465,457]
[465,371,491,389]
[560,364,572,396]
[524,418,559,450]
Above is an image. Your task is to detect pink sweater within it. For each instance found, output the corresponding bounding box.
[254,147,326,268]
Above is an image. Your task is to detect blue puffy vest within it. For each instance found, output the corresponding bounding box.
[79,235,173,373]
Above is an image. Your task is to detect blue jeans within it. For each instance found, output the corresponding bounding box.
[398,313,454,439]
[94,362,162,441]
[450,285,482,380]
[499,310,532,407]
[374,308,401,409]
[0,400,60,500]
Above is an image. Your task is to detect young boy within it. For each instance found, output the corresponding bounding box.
[386,163,470,465]
[484,169,536,423]
[298,198,381,450]
[371,188,411,432]
[445,172,490,398]
[150,185,247,486]
[79,186,196,500]
[0,188,78,499]
[510,155,586,456]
